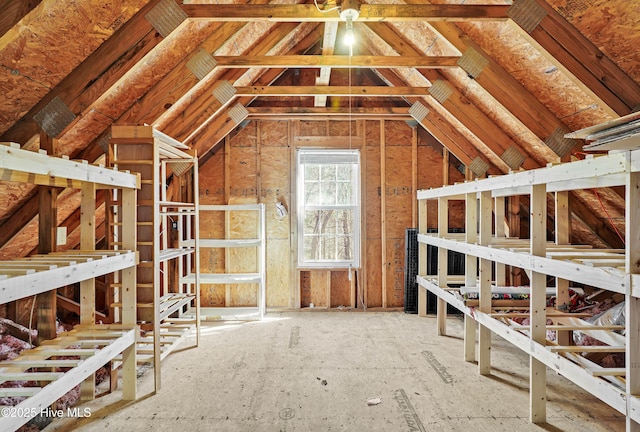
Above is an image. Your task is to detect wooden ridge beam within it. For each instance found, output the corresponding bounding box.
[508,0,640,116]
[183,4,511,22]
[214,55,460,68]
[235,85,430,96]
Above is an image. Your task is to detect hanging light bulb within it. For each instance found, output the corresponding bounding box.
[340,0,359,47]
[344,17,355,46]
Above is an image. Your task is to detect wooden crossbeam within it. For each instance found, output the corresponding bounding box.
[214,55,460,68]
[235,85,430,96]
[183,4,510,22]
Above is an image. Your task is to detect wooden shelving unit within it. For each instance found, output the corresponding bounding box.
[108,126,200,391]
[0,143,139,432]
[183,204,265,320]
[416,124,640,427]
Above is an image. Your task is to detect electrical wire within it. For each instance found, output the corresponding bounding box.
[593,188,626,245]
[314,0,340,13]
[573,151,626,245]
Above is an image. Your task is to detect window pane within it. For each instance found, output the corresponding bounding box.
[321,235,336,260]
[337,182,351,205]
[305,181,319,205]
[320,181,336,205]
[337,236,352,260]
[337,165,351,181]
[335,210,353,235]
[304,210,321,233]
[305,165,319,181]
[321,164,336,180]
[303,234,319,261]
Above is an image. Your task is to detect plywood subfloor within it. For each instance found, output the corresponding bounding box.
[46,312,624,432]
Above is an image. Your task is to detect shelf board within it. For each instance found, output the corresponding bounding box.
[0,251,137,304]
[0,142,139,189]
[182,238,261,248]
[0,325,136,431]
[418,235,627,293]
[182,272,261,284]
[158,248,194,262]
[159,200,195,208]
[158,293,196,321]
[184,306,262,321]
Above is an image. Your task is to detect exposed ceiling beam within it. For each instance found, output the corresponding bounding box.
[235,86,429,96]
[247,107,411,119]
[182,4,510,22]
[315,21,338,107]
[214,55,460,68]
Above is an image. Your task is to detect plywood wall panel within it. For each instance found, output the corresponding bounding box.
[201,284,225,307]
[308,270,329,308]
[266,238,290,307]
[384,144,413,308]
[385,120,412,146]
[229,147,258,203]
[299,120,327,136]
[365,145,382,234]
[365,238,383,308]
[260,144,291,308]
[330,271,351,308]
[259,120,289,147]
[365,143,382,308]
[199,148,225,205]
[365,120,380,146]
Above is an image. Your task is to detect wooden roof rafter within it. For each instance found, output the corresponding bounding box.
[361,21,538,171]
[506,0,640,117]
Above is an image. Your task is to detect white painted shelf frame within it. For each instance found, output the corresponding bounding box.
[108,126,200,391]
[417,147,640,429]
[0,143,140,432]
[183,204,266,320]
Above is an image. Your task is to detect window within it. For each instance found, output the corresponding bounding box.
[297,149,360,268]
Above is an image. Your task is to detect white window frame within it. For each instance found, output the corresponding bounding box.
[296,149,361,269]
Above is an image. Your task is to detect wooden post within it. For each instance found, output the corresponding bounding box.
[508,195,522,285]
[417,198,428,317]
[530,183,547,423]
[626,168,640,431]
[224,138,232,308]
[437,196,448,336]
[36,131,58,345]
[494,196,506,286]
[555,190,571,345]
[380,120,387,308]
[464,192,478,362]
[478,190,492,375]
[411,125,417,228]
[359,125,367,309]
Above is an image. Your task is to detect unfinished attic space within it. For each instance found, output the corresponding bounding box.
[1,0,640,430]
